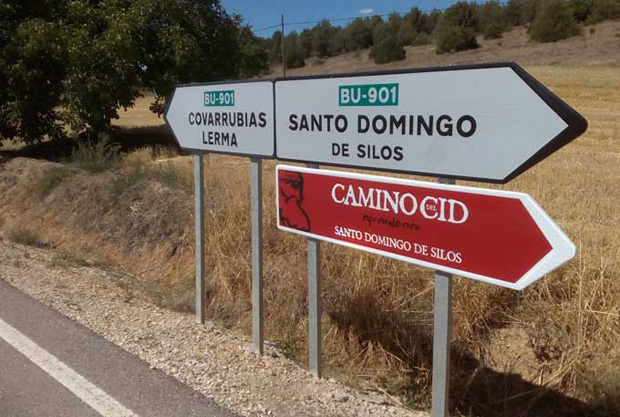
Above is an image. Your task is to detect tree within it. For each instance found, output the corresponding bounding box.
[367,15,384,32]
[311,20,339,57]
[397,20,417,46]
[435,2,480,54]
[237,26,269,78]
[528,0,582,42]
[427,9,443,34]
[299,29,313,57]
[480,1,509,39]
[405,7,438,34]
[568,0,593,22]
[524,0,543,23]
[588,0,620,23]
[505,0,527,26]
[0,0,267,144]
[340,18,373,51]
[370,15,406,64]
[284,31,305,69]
[1,16,67,142]
[267,30,283,64]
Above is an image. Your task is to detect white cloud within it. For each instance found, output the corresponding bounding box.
[359,8,373,15]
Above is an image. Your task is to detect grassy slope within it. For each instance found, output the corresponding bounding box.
[2,21,620,417]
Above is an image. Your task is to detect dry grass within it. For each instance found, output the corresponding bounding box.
[1,37,619,416]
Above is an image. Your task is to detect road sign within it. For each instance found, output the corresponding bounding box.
[274,63,587,183]
[276,165,575,290]
[165,81,275,157]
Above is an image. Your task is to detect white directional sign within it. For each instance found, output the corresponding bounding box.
[165,81,274,157]
[274,63,587,183]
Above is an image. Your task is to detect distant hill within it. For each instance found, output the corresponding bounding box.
[269,20,620,77]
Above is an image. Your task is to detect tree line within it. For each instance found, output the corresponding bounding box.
[265,0,620,68]
[2,0,619,144]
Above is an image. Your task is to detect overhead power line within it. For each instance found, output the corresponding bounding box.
[253,1,509,34]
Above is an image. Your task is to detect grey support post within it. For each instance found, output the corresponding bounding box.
[307,164,321,378]
[194,154,206,324]
[431,177,455,417]
[251,157,264,355]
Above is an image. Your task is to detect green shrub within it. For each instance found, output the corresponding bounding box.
[529,0,582,43]
[436,26,479,53]
[32,166,75,200]
[370,19,406,64]
[284,31,306,69]
[435,2,480,54]
[483,22,506,39]
[397,22,417,46]
[339,18,374,52]
[411,32,432,47]
[7,228,42,247]
[480,1,510,39]
[70,136,121,174]
[569,0,593,22]
[312,20,340,57]
[505,0,528,26]
[588,0,620,23]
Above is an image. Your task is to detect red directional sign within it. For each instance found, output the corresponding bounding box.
[276,165,575,290]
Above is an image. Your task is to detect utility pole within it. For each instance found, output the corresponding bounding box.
[281,14,286,77]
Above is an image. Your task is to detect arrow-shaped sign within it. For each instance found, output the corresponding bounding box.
[164,80,275,157]
[276,165,575,290]
[274,63,587,183]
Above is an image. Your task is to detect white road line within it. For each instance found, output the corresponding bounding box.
[0,318,139,417]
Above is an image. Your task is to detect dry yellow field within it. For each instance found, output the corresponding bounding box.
[2,32,620,416]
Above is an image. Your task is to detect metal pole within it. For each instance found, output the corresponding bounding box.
[281,14,286,77]
[307,163,321,378]
[251,157,264,355]
[431,177,455,417]
[194,154,206,324]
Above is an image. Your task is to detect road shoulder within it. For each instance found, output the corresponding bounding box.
[0,239,426,417]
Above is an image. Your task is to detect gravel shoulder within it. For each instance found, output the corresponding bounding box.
[0,239,427,417]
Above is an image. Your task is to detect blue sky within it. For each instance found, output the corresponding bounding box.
[220,1,470,37]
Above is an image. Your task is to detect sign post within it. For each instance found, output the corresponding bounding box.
[165,80,275,353]
[431,177,455,417]
[306,164,322,378]
[194,154,206,324]
[251,157,264,354]
[432,269,452,417]
[308,236,321,377]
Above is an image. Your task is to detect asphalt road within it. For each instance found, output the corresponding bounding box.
[0,280,237,417]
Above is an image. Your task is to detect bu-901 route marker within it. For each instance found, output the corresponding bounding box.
[165,80,275,355]
[276,165,575,290]
[274,63,587,183]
